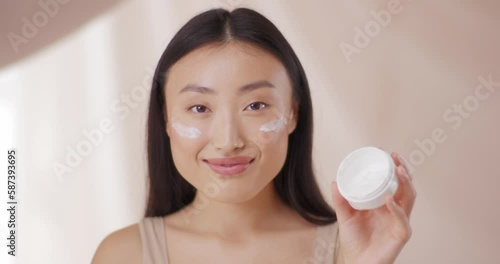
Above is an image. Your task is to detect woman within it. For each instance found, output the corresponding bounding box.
[93,7,416,264]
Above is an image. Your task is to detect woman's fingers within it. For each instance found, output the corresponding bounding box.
[385,196,412,243]
[331,181,356,224]
[391,152,412,180]
[393,163,417,218]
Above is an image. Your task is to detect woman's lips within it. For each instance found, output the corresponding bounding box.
[203,156,254,176]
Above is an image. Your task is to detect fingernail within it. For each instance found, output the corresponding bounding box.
[398,154,408,166]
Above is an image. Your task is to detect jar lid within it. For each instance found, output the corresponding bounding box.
[337,147,394,200]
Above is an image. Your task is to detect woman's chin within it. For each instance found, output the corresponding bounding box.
[199,187,260,204]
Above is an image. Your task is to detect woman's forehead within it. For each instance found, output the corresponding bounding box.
[165,42,291,95]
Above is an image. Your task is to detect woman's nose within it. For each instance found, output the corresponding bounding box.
[210,112,245,152]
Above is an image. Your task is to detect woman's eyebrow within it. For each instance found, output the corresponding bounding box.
[178,80,275,95]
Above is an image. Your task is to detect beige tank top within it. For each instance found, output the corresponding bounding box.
[139,216,339,264]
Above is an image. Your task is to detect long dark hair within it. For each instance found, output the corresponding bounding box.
[145,7,336,225]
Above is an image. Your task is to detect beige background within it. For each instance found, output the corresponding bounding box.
[0,0,499,263]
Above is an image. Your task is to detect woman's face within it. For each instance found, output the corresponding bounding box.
[164,42,297,203]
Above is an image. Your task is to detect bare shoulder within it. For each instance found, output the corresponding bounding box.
[91,222,142,264]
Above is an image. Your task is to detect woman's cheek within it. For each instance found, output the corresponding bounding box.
[253,115,289,147]
[168,121,206,178]
[171,122,202,138]
[252,118,289,178]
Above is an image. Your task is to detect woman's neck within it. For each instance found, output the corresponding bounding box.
[178,182,306,239]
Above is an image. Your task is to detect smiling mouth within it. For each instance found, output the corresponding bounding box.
[203,157,255,177]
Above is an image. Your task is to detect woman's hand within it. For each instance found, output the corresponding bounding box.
[331,151,416,264]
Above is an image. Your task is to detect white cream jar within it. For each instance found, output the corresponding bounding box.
[336,147,398,210]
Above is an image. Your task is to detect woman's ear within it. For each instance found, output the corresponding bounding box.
[287,102,298,135]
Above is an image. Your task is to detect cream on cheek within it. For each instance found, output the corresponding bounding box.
[259,116,287,132]
[171,122,202,139]
[254,111,291,145]
[169,110,291,143]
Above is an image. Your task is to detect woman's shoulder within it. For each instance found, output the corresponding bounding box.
[91,220,144,264]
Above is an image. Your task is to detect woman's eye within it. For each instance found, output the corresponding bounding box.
[189,105,210,113]
[246,102,267,111]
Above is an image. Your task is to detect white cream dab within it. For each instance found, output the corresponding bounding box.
[260,117,287,132]
[172,122,201,138]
